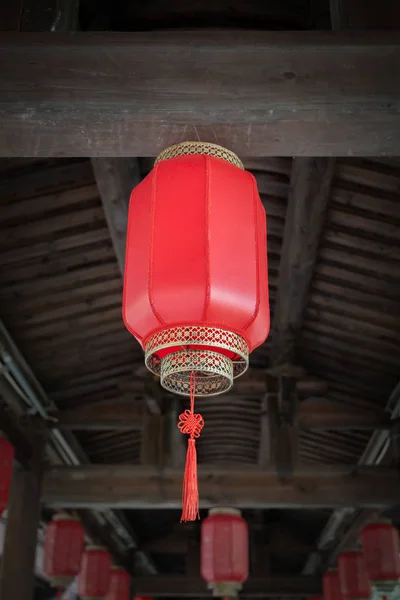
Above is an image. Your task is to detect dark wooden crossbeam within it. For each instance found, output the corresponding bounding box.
[42,464,400,509]
[1,31,400,157]
[133,575,321,597]
[48,396,390,431]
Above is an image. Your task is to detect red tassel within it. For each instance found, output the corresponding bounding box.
[178,373,204,522]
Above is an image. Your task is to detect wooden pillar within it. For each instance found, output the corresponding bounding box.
[0,441,44,600]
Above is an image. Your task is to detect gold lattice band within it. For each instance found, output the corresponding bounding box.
[144,326,249,397]
[155,141,244,170]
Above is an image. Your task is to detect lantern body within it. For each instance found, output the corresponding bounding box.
[123,143,269,397]
[44,514,85,588]
[0,437,14,517]
[361,522,400,592]
[78,546,112,600]
[338,552,371,600]
[323,569,343,600]
[105,567,130,600]
[201,508,248,597]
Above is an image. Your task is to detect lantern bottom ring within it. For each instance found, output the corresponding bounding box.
[144,326,249,396]
[50,575,74,589]
[373,580,400,593]
[160,349,234,396]
[208,581,243,597]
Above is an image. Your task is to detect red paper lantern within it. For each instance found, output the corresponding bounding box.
[105,567,130,600]
[78,546,112,600]
[338,551,371,600]
[123,142,269,521]
[123,142,269,398]
[201,508,249,597]
[0,436,14,517]
[323,569,343,600]
[44,513,85,590]
[361,521,400,592]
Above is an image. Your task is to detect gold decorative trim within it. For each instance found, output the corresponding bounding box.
[155,142,244,170]
[50,575,74,589]
[161,349,233,396]
[144,326,248,397]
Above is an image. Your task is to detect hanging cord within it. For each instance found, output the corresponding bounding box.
[178,372,204,522]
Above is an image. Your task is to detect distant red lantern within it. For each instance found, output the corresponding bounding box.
[323,569,343,600]
[361,521,400,593]
[0,436,14,517]
[78,546,112,600]
[123,142,269,520]
[44,514,85,592]
[338,551,371,600]
[105,566,130,600]
[201,508,249,597]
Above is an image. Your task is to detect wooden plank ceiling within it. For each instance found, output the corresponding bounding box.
[1,156,399,468]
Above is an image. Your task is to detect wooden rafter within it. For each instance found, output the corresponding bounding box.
[1,32,400,156]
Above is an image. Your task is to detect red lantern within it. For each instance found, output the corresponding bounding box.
[105,567,130,600]
[78,546,112,600]
[338,551,371,600]
[201,508,249,597]
[323,569,343,600]
[0,436,14,517]
[361,521,400,592]
[123,142,269,520]
[44,513,85,591]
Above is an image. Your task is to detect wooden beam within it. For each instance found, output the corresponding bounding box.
[133,575,321,597]
[330,0,400,29]
[263,158,335,478]
[1,32,400,157]
[91,158,141,273]
[270,158,336,366]
[41,464,400,509]
[47,396,391,431]
[0,442,44,600]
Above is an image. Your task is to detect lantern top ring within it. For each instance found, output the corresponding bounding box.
[154,141,244,170]
[144,326,249,397]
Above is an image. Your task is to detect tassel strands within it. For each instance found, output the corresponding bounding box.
[178,373,204,522]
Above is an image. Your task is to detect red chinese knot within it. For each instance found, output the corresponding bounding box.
[0,437,14,517]
[338,551,371,600]
[361,521,400,593]
[44,513,85,591]
[105,566,131,600]
[201,508,249,597]
[78,546,112,600]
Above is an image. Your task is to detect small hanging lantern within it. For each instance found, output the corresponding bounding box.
[338,551,371,600]
[361,521,400,594]
[0,436,14,517]
[123,142,270,520]
[201,508,249,597]
[78,546,112,600]
[323,569,344,600]
[105,566,130,600]
[44,513,85,594]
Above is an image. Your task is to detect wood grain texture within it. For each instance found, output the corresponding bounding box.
[1,31,400,156]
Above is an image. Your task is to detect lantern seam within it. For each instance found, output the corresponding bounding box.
[148,161,165,328]
[242,173,261,335]
[202,154,211,322]
[122,186,144,345]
